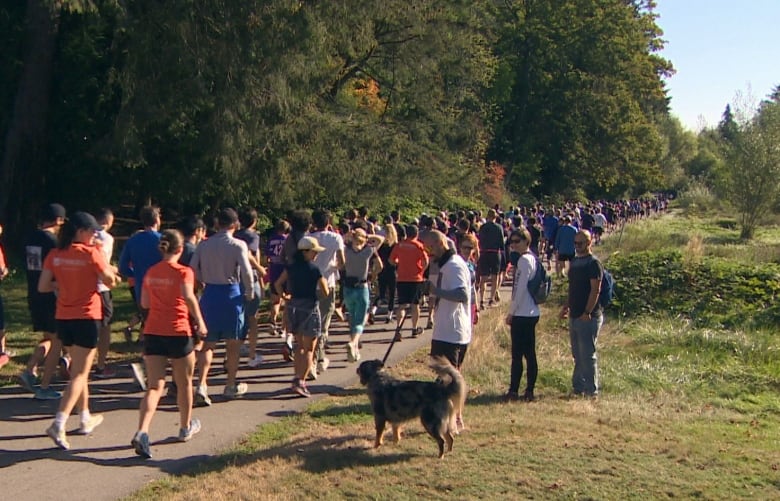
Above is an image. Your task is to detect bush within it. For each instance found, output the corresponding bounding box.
[608,250,780,328]
[677,180,721,214]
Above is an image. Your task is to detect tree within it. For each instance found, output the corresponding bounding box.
[487,0,673,201]
[719,92,780,239]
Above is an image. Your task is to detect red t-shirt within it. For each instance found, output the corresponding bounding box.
[43,243,110,320]
[389,239,428,282]
[142,261,194,336]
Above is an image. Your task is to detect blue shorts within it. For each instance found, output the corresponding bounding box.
[200,284,246,342]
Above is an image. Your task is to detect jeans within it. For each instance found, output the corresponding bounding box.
[316,287,336,362]
[343,286,370,335]
[509,316,539,394]
[569,313,603,395]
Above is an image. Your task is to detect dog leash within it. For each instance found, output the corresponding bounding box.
[381,306,409,365]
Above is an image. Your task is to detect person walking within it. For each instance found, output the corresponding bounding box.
[130,230,208,458]
[389,225,428,340]
[19,203,67,399]
[560,230,603,397]
[308,209,345,376]
[477,208,505,309]
[190,208,254,404]
[421,229,471,431]
[40,212,121,450]
[94,208,116,379]
[503,228,541,402]
[342,228,383,362]
[273,236,329,397]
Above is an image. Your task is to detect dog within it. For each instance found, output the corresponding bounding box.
[356,356,466,458]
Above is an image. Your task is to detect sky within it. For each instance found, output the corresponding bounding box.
[654,0,779,131]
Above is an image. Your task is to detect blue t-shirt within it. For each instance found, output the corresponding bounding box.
[542,215,559,240]
[555,225,577,256]
[119,230,162,288]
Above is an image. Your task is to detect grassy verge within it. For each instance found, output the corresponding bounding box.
[0,275,140,386]
[125,210,780,500]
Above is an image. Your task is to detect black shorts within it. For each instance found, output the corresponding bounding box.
[430,340,469,370]
[558,253,574,262]
[57,319,101,349]
[143,334,195,359]
[29,294,57,333]
[478,252,501,276]
[593,227,604,235]
[396,281,424,305]
[100,291,113,326]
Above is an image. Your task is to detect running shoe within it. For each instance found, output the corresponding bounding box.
[194,384,212,407]
[317,357,330,373]
[346,341,357,362]
[393,328,403,342]
[223,382,248,399]
[93,366,117,379]
[247,354,264,368]
[282,337,294,362]
[19,370,38,393]
[123,326,133,344]
[35,387,62,400]
[130,362,147,391]
[291,379,311,398]
[58,356,71,381]
[46,424,69,450]
[178,418,202,442]
[131,431,152,458]
[412,327,423,338]
[166,382,178,400]
[78,414,104,434]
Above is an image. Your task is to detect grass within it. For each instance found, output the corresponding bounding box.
[0,273,140,386]
[123,209,780,500]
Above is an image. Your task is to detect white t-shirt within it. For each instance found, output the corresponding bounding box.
[432,254,472,345]
[96,229,114,292]
[508,253,540,317]
[309,230,345,288]
[594,213,607,228]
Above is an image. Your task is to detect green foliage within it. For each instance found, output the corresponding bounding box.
[608,249,780,328]
[488,0,672,200]
[676,179,721,214]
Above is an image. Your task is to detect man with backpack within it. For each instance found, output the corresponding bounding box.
[560,230,604,397]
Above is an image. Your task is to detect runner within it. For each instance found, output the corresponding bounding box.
[19,203,67,399]
[389,224,429,341]
[234,208,267,368]
[342,228,383,362]
[40,211,121,450]
[93,208,116,379]
[130,230,207,458]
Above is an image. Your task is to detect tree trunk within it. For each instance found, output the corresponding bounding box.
[0,0,61,239]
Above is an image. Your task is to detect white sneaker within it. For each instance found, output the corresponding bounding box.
[346,342,357,362]
[318,357,330,372]
[78,414,104,434]
[178,418,202,442]
[247,354,264,368]
[46,424,69,450]
[195,384,212,406]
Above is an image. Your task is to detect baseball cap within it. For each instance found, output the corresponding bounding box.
[297,236,326,252]
[69,211,101,231]
[41,203,66,222]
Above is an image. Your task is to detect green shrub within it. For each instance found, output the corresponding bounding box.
[607,250,780,328]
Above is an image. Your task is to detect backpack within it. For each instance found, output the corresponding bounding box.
[598,268,615,308]
[526,255,552,304]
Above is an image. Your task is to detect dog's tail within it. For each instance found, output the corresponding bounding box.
[429,356,467,413]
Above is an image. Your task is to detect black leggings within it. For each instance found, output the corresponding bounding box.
[374,270,396,311]
[509,316,539,393]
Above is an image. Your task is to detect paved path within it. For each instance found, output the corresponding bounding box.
[0,309,441,501]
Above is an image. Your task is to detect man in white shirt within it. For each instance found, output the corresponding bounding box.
[94,208,116,378]
[422,229,471,431]
[309,209,345,376]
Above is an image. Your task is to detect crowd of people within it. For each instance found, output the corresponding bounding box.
[0,197,667,456]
